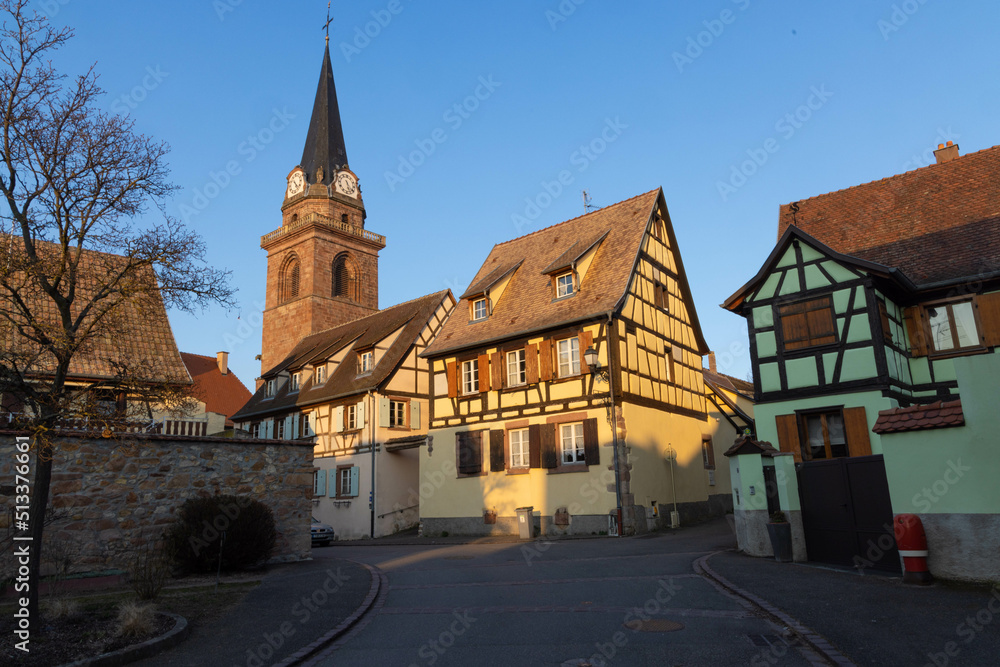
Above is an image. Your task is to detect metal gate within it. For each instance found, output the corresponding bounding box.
[797,455,900,573]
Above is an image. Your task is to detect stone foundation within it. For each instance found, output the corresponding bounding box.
[918,513,1000,582]
[422,514,610,538]
[0,432,313,576]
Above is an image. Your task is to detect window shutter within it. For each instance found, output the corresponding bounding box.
[447,361,458,398]
[903,306,929,357]
[528,424,541,468]
[583,417,600,465]
[292,414,300,439]
[843,407,872,457]
[775,414,802,463]
[490,429,505,472]
[265,419,273,439]
[702,436,716,470]
[978,292,1000,347]
[335,406,344,433]
[349,466,360,497]
[285,416,293,439]
[329,470,339,498]
[491,352,504,390]
[457,432,482,475]
[357,401,366,427]
[378,397,390,428]
[478,354,490,392]
[525,343,539,384]
[314,469,326,496]
[579,331,594,374]
[539,339,553,381]
[410,401,421,430]
[540,423,558,469]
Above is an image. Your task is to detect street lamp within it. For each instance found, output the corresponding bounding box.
[583,346,608,383]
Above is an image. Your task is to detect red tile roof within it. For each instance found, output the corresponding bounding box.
[872,400,965,434]
[180,353,253,426]
[777,145,1000,287]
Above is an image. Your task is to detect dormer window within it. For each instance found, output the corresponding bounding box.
[265,379,276,398]
[359,350,374,375]
[290,373,301,392]
[927,300,980,353]
[315,365,327,385]
[556,272,575,298]
[471,297,489,321]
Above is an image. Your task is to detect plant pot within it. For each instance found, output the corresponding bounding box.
[766,522,793,562]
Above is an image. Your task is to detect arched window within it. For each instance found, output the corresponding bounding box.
[282,255,300,303]
[333,253,359,301]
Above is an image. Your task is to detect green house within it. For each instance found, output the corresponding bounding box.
[724,142,1000,581]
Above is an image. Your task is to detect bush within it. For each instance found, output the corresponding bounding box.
[769,511,787,523]
[116,600,156,638]
[128,533,171,600]
[164,495,277,574]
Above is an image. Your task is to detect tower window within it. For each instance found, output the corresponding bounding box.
[333,254,359,301]
[282,256,300,303]
[341,213,349,224]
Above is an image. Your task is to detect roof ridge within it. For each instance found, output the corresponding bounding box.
[783,144,1000,209]
[303,289,449,338]
[494,188,660,248]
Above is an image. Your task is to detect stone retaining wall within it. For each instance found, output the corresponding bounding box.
[0,431,313,575]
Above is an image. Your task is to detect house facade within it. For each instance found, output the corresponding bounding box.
[419,189,751,537]
[724,142,1000,580]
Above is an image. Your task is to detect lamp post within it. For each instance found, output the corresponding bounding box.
[583,344,623,536]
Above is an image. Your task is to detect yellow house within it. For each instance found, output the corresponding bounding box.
[419,189,752,537]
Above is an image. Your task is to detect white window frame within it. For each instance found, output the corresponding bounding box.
[290,373,300,392]
[461,359,479,395]
[346,404,357,431]
[315,365,326,385]
[560,422,585,464]
[359,350,374,374]
[509,428,529,468]
[389,399,406,428]
[927,300,981,353]
[472,298,489,321]
[276,418,285,439]
[506,349,526,387]
[265,379,276,398]
[557,338,580,377]
[338,467,355,497]
[556,272,575,298]
[251,422,261,438]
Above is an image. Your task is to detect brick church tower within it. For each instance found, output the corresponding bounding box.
[259,41,385,376]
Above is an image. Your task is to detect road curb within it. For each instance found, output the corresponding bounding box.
[275,560,382,667]
[694,551,857,667]
[57,612,189,667]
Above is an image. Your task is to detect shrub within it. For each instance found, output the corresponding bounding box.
[42,598,80,620]
[128,533,171,600]
[116,600,156,638]
[769,511,787,523]
[164,495,277,574]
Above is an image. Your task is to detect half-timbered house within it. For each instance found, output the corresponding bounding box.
[419,189,750,537]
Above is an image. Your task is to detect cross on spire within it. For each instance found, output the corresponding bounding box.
[322,2,333,44]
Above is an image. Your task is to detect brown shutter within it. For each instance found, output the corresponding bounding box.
[457,432,481,475]
[903,306,929,357]
[540,423,558,468]
[528,424,541,468]
[490,429,505,472]
[446,361,458,398]
[775,414,802,463]
[703,436,716,470]
[978,292,1000,347]
[843,407,872,457]
[478,354,490,392]
[525,343,539,384]
[539,339,553,381]
[579,330,594,374]
[583,417,600,465]
[491,352,504,390]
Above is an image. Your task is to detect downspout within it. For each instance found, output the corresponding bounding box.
[606,311,623,534]
[369,390,376,539]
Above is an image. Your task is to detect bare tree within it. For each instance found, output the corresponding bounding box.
[0,1,234,619]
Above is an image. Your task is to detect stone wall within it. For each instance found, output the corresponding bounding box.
[0,431,313,575]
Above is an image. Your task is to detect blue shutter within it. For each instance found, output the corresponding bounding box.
[328,469,338,498]
[335,406,344,432]
[378,397,390,428]
[356,401,366,427]
[349,466,360,497]
[314,468,326,496]
[410,401,420,430]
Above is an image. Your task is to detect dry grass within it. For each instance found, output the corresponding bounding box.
[42,598,80,620]
[115,600,157,638]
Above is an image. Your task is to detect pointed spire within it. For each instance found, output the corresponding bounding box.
[300,43,349,186]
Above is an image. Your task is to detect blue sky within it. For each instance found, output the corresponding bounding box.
[40,0,1000,388]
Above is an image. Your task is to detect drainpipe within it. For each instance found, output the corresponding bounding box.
[369,390,376,539]
[606,312,623,534]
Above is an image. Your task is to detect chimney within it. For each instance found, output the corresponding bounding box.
[217,351,229,375]
[934,141,960,165]
[708,352,717,374]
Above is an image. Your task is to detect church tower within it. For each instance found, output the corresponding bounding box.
[259,39,385,376]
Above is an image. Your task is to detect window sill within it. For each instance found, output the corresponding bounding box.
[506,467,530,475]
[457,470,488,479]
[927,346,988,360]
[546,464,589,475]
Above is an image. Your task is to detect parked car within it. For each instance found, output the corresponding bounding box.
[311,517,334,547]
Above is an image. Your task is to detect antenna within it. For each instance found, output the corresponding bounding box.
[583,190,597,213]
[322,2,333,44]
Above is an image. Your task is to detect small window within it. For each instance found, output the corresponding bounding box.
[276,418,285,439]
[556,272,575,298]
[315,366,327,385]
[560,422,585,464]
[702,436,716,470]
[472,298,489,321]
[336,466,358,498]
[359,350,374,374]
[509,428,529,468]
[506,349,526,387]
[461,359,479,395]
[557,338,580,377]
[927,301,980,353]
[879,301,893,343]
[778,297,837,351]
[290,373,301,392]
[801,410,848,460]
[389,400,406,428]
[300,413,313,437]
[265,379,276,398]
[655,282,669,311]
[251,422,261,438]
[346,404,357,430]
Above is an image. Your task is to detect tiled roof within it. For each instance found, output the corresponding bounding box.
[703,369,753,397]
[180,353,253,426]
[233,290,452,420]
[723,436,779,458]
[424,189,708,357]
[872,400,965,434]
[777,145,1000,287]
[1,235,190,384]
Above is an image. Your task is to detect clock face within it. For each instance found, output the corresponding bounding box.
[286,171,305,198]
[335,171,358,198]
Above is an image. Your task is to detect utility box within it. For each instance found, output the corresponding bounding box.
[516,506,534,540]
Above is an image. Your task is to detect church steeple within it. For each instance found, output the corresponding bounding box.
[300,44,349,186]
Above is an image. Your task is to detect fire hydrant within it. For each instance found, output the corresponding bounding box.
[894,514,933,585]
